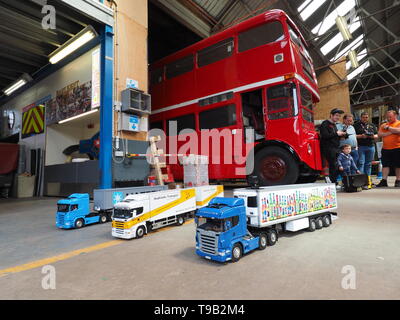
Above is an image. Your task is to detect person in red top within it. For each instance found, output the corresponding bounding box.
[376,109,400,187]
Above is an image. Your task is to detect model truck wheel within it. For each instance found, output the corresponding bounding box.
[258,233,268,250]
[177,215,185,226]
[253,147,299,186]
[267,229,278,246]
[136,226,145,238]
[322,215,331,227]
[232,243,243,262]
[308,219,316,232]
[315,217,324,229]
[75,219,84,229]
[99,214,107,224]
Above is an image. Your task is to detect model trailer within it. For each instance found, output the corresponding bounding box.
[111,185,225,239]
[56,185,167,229]
[195,183,338,262]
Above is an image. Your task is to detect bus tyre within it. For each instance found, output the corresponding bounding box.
[177,215,185,226]
[308,219,316,232]
[99,214,107,224]
[267,229,278,246]
[253,147,299,186]
[322,215,331,227]
[136,226,145,238]
[75,219,84,229]
[232,243,243,262]
[258,233,268,250]
[315,217,323,230]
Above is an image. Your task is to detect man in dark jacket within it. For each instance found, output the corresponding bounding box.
[319,108,346,183]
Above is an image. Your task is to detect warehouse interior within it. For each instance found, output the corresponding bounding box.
[0,0,399,300]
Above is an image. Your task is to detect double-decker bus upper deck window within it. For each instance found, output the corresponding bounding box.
[267,83,297,120]
[198,38,234,67]
[238,21,284,52]
[166,54,194,79]
[300,54,314,83]
[300,85,314,123]
[199,104,236,129]
[288,25,303,48]
[167,114,196,135]
[150,67,164,85]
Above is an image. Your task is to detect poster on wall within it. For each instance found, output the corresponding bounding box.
[21,95,51,139]
[45,80,92,125]
[92,48,101,109]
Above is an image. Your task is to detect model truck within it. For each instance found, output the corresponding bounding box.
[195,183,338,262]
[56,185,166,229]
[112,188,197,239]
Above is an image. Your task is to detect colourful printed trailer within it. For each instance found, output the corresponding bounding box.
[233,183,337,228]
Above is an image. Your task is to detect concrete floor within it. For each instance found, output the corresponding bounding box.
[0,180,399,300]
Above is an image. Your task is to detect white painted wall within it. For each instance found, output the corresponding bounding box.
[0,45,101,166]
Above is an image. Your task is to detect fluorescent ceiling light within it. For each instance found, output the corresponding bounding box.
[330,34,363,62]
[58,109,98,124]
[299,0,328,21]
[336,16,352,41]
[3,73,33,96]
[348,50,359,68]
[312,0,356,36]
[346,48,366,69]
[49,26,97,64]
[321,20,361,55]
[347,60,370,80]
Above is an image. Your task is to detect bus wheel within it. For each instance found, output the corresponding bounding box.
[253,147,299,186]
[136,226,145,238]
[75,219,84,229]
[232,243,243,262]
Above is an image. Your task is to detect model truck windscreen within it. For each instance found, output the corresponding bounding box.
[197,217,225,232]
[57,204,70,212]
[113,208,133,219]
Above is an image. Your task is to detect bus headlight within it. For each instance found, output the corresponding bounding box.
[307,144,312,154]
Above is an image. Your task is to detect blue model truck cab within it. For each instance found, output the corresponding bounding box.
[56,193,107,229]
[195,197,267,262]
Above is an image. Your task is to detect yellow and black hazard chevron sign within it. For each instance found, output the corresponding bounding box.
[22,105,45,137]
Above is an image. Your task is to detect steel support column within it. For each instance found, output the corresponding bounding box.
[99,24,114,189]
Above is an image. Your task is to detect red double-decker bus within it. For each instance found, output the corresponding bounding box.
[149,9,322,186]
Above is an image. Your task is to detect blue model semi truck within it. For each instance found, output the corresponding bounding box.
[56,186,167,229]
[195,183,338,262]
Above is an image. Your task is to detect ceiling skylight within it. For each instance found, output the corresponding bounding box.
[299,0,328,21]
[320,19,361,55]
[330,34,363,61]
[312,0,356,36]
[347,60,370,80]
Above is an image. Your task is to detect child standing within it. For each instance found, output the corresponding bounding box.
[337,144,361,176]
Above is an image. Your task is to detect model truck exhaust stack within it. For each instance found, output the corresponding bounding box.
[195,183,338,263]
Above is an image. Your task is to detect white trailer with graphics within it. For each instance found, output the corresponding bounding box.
[112,188,197,239]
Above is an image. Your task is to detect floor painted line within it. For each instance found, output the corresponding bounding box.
[0,240,123,278]
[0,219,195,278]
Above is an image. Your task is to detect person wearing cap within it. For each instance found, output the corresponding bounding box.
[319,108,347,184]
[354,112,378,189]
